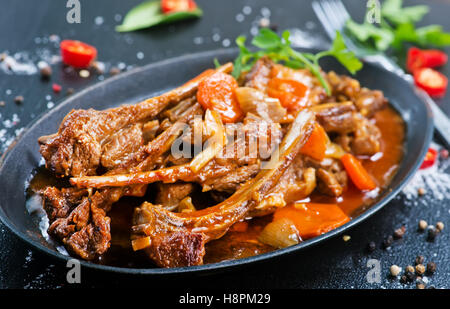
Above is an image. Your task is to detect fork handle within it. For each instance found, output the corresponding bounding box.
[365,55,450,149]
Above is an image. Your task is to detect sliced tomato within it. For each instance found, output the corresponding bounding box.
[407,47,448,73]
[161,0,197,14]
[420,148,438,169]
[414,68,448,98]
[267,78,309,111]
[60,40,97,69]
[197,72,243,123]
[273,203,350,239]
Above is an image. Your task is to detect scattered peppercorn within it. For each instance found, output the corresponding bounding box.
[405,265,415,274]
[109,67,120,76]
[0,101,5,107]
[52,83,62,93]
[393,226,406,239]
[66,88,75,95]
[418,220,428,231]
[426,262,436,275]
[343,235,351,242]
[415,255,425,265]
[405,271,415,282]
[418,187,426,196]
[382,235,394,249]
[400,275,407,284]
[390,265,401,277]
[14,95,24,104]
[440,149,449,159]
[367,241,376,253]
[436,221,444,232]
[415,264,425,275]
[427,227,438,241]
[40,65,52,79]
[416,282,426,289]
[0,53,6,62]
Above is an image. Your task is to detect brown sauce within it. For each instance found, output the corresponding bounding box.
[26,106,405,267]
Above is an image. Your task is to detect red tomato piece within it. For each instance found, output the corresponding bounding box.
[414,68,448,98]
[161,0,197,14]
[420,148,438,169]
[197,72,243,123]
[60,40,97,69]
[267,78,309,111]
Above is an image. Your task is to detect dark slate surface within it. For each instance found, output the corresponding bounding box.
[0,0,449,289]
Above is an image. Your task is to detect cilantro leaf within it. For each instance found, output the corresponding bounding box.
[232,28,363,95]
[416,25,450,47]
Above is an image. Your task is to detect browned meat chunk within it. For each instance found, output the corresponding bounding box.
[313,102,356,134]
[100,123,144,169]
[327,71,387,117]
[155,182,195,209]
[244,57,273,91]
[351,114,381,156]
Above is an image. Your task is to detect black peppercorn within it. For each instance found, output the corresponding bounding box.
[415,255,425,265]
[400,275,407,284]
[367,241,376,253]
[405,271,415,282]
[426,262,436,275]
[427,227,438,241]
[14,95,24,104]
[382,235,394,249]
[393,226,406,239]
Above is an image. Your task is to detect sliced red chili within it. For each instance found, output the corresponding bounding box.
[420,148,438,169]
[60,40,97,69]
[414,68,448,98]
[161,0,197,14]
[407,47,448,73]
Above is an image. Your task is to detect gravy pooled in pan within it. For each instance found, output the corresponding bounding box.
[27,58,404,268]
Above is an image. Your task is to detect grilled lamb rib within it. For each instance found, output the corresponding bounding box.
[38,63,233,177]
[130,109,315,267]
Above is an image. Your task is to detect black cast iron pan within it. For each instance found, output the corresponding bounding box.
[0,48,433,275]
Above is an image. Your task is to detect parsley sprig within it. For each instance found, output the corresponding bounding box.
[232,28,362,95]
[346,0,450,51]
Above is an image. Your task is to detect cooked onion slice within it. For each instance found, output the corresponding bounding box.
[235,87,287,122]
[189,109,227,173]
[258,217,301,248]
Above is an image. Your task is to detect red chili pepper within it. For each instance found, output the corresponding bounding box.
[414,68,448,98]
[161,0,197,14]
[60,40,97,69]
[420,148,438,169]
[52,83,62,93]
[407,47,448,73]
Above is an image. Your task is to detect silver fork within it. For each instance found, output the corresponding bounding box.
[312,0,450,149]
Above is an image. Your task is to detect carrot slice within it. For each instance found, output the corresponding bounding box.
[197,71,243,123]
[341,153,377,191]
[300,123,328,161]
[267,78,309,111]
[273,203,350,239]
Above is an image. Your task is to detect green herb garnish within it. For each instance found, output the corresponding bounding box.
[345,0,450,51]
[116,0,202,32]
[232,28,362,95]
